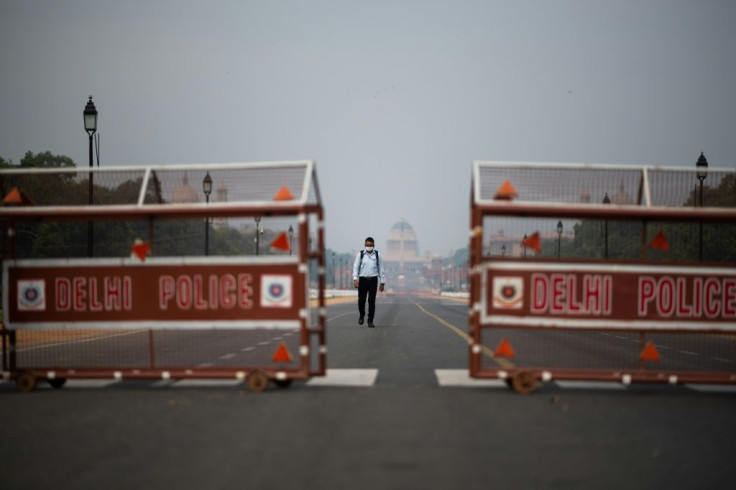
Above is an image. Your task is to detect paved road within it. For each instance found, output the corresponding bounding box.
[2,295,736,489]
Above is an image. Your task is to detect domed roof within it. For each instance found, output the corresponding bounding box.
[170,173,200,204]
[391,219,414,231]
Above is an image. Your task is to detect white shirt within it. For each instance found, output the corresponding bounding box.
[352,249,386,283]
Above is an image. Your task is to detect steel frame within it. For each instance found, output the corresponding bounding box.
[469,161,736,392]
[0,162,326,392]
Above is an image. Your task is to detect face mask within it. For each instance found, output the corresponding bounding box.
[365,246,374,252]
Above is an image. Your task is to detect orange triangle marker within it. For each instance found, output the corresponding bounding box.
[273,185,294,201]
[272,342,293,363]
[522,232,542,253]
[650,230,670,251]
[131,241,151,261]
[3,187,32,205]
[494,338,515,358]
[494,180,518,200]
[270,231,290,251]
[640,340,661,362]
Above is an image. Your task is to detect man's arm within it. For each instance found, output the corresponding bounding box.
[352,252,360,288]
[378,252,386,291]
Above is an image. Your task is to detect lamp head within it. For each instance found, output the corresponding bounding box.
[202,172,213,196]
[83,96,98,134]
[696,152,708,180]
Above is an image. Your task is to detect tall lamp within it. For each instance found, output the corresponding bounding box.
[83,96,98,257]
[602,192,611,259]
[254,216,261,255]
[556,220,563,259]
[202,172,212,255]
[696,152,708,261]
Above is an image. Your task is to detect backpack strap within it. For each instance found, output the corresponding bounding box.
[357,250,380,278]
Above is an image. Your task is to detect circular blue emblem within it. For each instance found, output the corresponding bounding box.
[269,283,284,298]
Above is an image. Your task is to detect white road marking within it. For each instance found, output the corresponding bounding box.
[680,351,699,356]
[554,380,627,390]
[435,369,506,388]
[64,379,122,389]
[306,369,378,387]
[686,384,736,394]
[241,347,255,352]
[257,341,271,346]
[712,357,733,363]
[173,379,244,388]
[219,353,236,360]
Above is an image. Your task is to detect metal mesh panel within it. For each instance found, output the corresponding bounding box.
[476,163,644,205]
[13,328,301,371]
[647,168,735,208]
[0,169,147,206]
[481,216,735,262]
[0,161,316,208]
[12,217,304,259]
[480,328,736,373]
[475,162,736,210]
[143,164,309,205]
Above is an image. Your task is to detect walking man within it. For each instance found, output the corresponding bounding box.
[352,236,386,328]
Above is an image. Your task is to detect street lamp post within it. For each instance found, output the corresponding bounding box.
[523,234,527,258]
[254,216,261,255]
[602,192,611,259]
[556,220,563,259]
[332,252,336,289]
[288,224,294,256]
[83,96,98,257]
[202,172,212,255]
[696,152,708,261]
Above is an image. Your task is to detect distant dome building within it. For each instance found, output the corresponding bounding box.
[611,180,634,205]
[384,219,429,290]
[170,173,200,204]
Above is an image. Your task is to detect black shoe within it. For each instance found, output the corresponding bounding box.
[368,322,375,328]
[358,317,364,325]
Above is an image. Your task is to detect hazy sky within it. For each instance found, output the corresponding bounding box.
[1,1,734,256]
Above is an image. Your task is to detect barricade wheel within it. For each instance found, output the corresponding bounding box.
[510,371,537,395]
[274,379,292,389]
[48,378,67,389]
[16,372,37,393]
[247,370,269,393]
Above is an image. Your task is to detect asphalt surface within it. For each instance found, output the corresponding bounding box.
[2,295,736,489]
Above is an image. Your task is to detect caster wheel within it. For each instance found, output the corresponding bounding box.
[16,372,38,393]
[247,370,269,393]
[510,371,537,395]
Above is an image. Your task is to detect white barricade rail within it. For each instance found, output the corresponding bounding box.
[469,161,736,393]
[0,161,326,392]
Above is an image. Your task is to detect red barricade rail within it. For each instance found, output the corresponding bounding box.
[469,161,736,393]
[0,161,326,392]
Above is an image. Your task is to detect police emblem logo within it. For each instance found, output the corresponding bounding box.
[18,279,47,311]
[492,277,523,309]
[261,275,293,308]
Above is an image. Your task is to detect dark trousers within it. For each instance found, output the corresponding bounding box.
[358,276,378,321]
